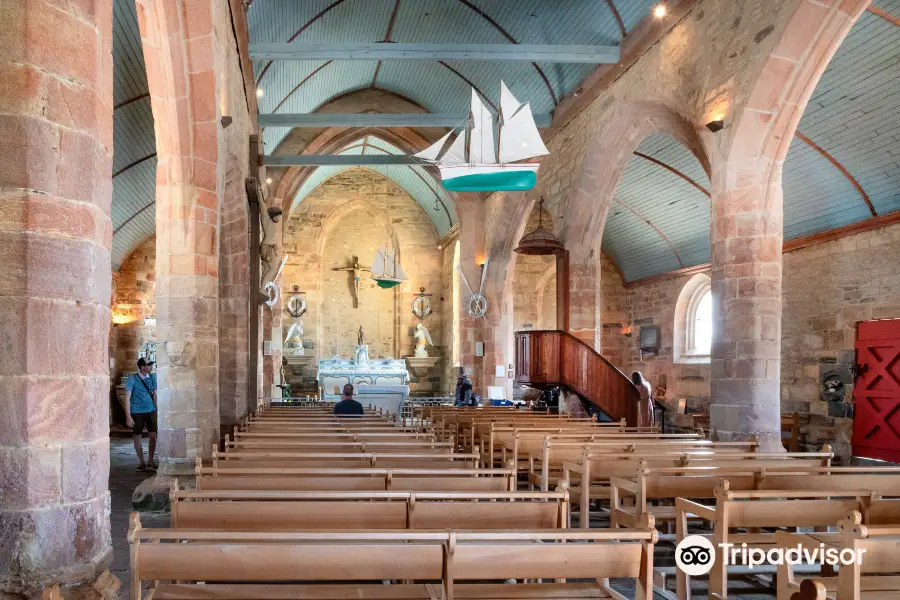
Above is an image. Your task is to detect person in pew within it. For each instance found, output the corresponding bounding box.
[631,371,655,428]
[334,383,365,417]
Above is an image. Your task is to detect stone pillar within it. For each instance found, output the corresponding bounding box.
[137,0,220,474]
[568,255,601,350]
[0,0,113,594]
[454,194,485,392]
[709,161,783,450]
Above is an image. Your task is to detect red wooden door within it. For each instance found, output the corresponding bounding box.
[852,319,900,462]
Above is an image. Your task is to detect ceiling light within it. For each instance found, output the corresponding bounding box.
[653,4,667,18]
[256,88,264,98]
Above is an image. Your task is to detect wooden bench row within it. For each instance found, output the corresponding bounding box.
[129,515,658,600]
[170,482,571,530]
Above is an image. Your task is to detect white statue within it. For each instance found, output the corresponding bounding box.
[414,323,433,358]
[284,320,305,356]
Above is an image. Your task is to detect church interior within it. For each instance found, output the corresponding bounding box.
[2,0,900,598]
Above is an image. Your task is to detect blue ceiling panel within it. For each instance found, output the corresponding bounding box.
[602,133,711,282]
[249,0,633,152]
[291,136,455,236]
[790,4,900,226]
[112,0,157,269]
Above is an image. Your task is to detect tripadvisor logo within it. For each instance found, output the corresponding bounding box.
[675,535,867,576]
[675,536,715,576]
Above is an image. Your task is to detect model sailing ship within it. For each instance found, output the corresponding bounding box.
[414,81,549,192]
[370,247,408,289]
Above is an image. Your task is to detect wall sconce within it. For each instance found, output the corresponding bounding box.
[220,116,233,128]
[705,119,725,133]
[475,256,486,268]
[112,313,131,325]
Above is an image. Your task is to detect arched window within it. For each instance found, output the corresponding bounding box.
[674,273,712,363]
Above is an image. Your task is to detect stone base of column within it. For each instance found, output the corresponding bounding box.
[709,404,784,452]
[0,553,116,600]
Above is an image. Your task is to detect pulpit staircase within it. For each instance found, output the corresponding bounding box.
[515,330,639,424]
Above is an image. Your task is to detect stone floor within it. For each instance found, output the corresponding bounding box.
[108,438,167,599]
[108,439,776,600]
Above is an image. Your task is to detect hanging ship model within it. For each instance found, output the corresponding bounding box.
[370,247,408,289]
[413,81,549,192]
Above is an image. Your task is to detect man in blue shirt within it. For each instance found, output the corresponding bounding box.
[125,357,158,471]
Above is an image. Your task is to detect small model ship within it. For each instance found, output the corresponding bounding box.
[371,247,408,289]
[413,81,549,192]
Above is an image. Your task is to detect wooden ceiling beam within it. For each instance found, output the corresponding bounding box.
[258,113,552,128]
[249,43,620,63]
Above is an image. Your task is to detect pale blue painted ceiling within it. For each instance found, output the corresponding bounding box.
[112,0,156,270]
[111,0,900,281]
[248,0,649,153]
[604,0,900,283]
[292,136,456,237]
[602,133,711,282]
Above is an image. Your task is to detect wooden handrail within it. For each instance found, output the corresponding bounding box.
[515,330,639,425]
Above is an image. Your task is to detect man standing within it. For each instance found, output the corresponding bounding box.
[124,357,158,471]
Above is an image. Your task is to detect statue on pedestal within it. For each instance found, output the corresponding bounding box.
[413,323,433,358]
[355,325,369,365]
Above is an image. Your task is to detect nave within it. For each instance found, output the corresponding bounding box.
[113,404,900,600]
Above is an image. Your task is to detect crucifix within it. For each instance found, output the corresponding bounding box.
[332,256,370,308]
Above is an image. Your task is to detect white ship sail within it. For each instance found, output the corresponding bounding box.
[498,81,549,164]
[412,80,549,192]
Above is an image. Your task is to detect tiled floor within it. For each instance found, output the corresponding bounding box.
[108,440,776,600]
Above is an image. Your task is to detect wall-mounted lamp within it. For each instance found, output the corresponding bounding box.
[705,119,725,133]
[475,256,486,268]
[256,88,265,98]
[220,116,233,129]
[653,3,667,18]
[266,177,272,185]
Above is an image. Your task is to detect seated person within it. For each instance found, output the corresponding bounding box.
[334,383,365,417]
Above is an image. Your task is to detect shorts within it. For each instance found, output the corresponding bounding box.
[131,411,158,435]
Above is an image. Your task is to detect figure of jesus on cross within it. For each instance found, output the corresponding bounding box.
[332,256,370,308]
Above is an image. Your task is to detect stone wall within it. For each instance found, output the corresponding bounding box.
[623,271,713,423]
[113,236,156,382]
[781,223,900,458]
[599,254,628,368]
[605,223,900,460]
[282,169,445,394]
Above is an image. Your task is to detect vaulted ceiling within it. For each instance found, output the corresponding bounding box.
[604,0,900,282]
[110,0,900,280]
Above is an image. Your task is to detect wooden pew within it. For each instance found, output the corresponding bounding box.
[195,461,518,492]
[775,512,900,600]
[523,438,754,490]
[479,427,703,469]
[211,448,480,469]
[170,483,571,530]
[675,483,878,599]
[233,428,441,443]
[573,451,834,528]
[224,434,455,454]
[609,463,900,532]
[128,515,658,600]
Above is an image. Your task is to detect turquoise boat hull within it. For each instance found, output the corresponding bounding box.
[442,170,537,192]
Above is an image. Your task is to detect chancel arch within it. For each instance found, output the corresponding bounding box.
[281,167,446,396]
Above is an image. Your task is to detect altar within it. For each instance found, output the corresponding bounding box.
[317,355,410,400]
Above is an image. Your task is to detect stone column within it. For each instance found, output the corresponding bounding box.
[454,194,485,392]
[709,161,783,450]
[137,0,220,474]
[568,256,601,350]
[0,0,113,594]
